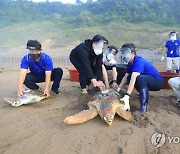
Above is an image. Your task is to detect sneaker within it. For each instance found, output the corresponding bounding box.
[51,88,60,94]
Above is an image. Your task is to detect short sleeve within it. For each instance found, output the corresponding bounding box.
[20,56,29,69]
[45,57,53,71]
[165,41,168,48]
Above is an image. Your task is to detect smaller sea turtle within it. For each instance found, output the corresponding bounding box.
[4,89,46,107]
[64,89,132,126]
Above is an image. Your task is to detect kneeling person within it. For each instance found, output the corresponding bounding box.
[17,40,63,97]
[102,46,118,89]
[168,77,180,107]
[118,43,163,114]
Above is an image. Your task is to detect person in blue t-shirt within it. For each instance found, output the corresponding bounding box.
[117,43,163,114]
[161,31,180,73]
[17,40,63,97]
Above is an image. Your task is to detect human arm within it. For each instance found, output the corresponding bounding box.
[44,71,52,98]
[127,72,140,95]
[102,65,109,89]
[17,69,28,96]
[117,73,129,91]
[118,72,140,111]
[161,48,168,61]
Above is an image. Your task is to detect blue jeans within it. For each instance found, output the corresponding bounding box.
[127,74,163,92]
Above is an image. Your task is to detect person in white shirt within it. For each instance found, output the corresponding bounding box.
[168,77,180,107]
[102,46,118,89]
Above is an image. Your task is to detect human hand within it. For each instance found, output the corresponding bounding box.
[92,79,105,91]
[97,81,106,91]
[44,88,50,98]
[112,81,118,88]
[17,87,25,97]
[105,83,110,89]
[120,94,130,111]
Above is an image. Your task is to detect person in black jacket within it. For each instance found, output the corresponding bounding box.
[70,35,108,94]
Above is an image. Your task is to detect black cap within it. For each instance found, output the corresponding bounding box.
[121,43,136,52]
[92,35,108,44]
[26,40,42,50]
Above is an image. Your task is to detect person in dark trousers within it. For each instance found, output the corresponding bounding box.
[17,40,63,97]
[117,43,163,114]
[70,35,108,94]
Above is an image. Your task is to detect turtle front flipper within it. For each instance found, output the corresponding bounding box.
[116,107,133,121]
[64,108,98,124]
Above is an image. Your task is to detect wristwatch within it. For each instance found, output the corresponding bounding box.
[125,92,131,97]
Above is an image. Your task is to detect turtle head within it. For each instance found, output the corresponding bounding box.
[104,113,114,126]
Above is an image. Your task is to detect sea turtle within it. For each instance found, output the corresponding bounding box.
[64,89,132,126]
[4,89,46,107]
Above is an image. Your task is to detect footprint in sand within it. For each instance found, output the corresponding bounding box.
[120,127,133,135]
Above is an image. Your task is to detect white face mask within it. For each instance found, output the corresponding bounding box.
[94,49,103,55]
[170,33,177,41]
[93,40,104,55]
[107,53,115,60]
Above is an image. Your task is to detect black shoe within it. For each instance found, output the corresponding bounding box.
[51,88,60,94]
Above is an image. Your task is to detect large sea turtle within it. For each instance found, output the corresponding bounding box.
[4,89,46,107]
[64,89,132,126]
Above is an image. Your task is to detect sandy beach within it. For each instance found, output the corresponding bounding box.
[0,68,179,154]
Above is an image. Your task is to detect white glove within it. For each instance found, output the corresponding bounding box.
[120,95,130,111]
[161,56,165,61]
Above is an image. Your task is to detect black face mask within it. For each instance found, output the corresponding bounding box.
[30,54,41,61]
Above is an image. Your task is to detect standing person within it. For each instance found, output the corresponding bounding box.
[69,35,108,94]
[102,46,118,89]
[168,77,180,107]
[117,43,163,114]
[18,40,63,97]
[161,31,180,73]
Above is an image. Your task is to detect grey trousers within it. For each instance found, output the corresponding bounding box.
[168,77,180,99]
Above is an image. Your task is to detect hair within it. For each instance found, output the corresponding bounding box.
[121,43,136,54]
[170,31,176,35]
[108,45,118,54]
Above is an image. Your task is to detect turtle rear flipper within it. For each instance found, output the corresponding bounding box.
[116,107,133,121]
[4,97,21,107]
[64,108,98,124]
